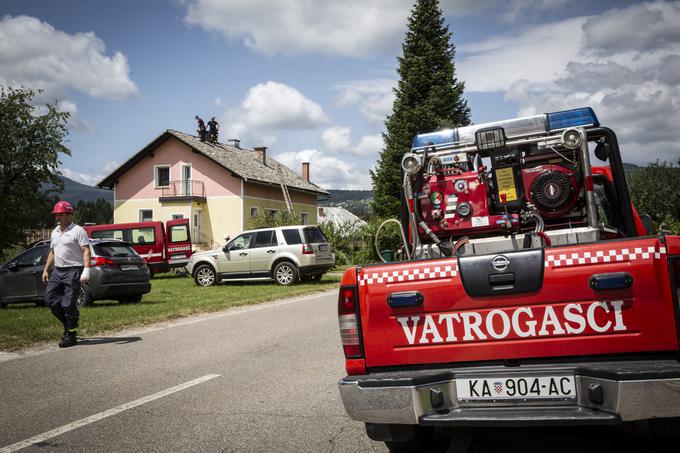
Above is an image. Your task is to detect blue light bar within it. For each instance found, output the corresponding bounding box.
[547,107,599,131]
[410,107,599,152]
[411,129,457,149]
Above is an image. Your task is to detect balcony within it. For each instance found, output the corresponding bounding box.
[159,180,206,202]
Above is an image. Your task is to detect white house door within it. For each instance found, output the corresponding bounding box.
[182,164,192,196]
[193,208,203,244]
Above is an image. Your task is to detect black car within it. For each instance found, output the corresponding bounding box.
[0,239,151,308]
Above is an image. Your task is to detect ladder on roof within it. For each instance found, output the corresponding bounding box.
[276,164,294,214]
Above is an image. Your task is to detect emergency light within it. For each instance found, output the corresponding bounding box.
[411,107,600,152]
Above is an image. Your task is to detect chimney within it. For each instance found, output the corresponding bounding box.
[228,138,241,149]
[302,162,310,182]
[253,146,267,165]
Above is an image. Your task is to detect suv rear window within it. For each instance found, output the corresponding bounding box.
[282,229,302,245]
[93,243,138,258]
[303,227,327,243]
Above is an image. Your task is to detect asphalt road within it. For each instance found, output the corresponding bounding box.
[0,291,677,453]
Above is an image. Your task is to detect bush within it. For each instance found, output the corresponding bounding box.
[320,217,406,266]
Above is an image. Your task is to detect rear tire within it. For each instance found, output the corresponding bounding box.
[0,302,7,309]
[193,264,217,287]
[34,300,46,307]
[77,286,94,307]
[273,261,297,286]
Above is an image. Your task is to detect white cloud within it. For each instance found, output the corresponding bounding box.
[459,1,680,164]
[335,79,395,124]
[276,149,371,190]
[224,81,327,145]
[60,168,105,186]
[0,15,138,100]
[184,0,411,57]
[183,0,587,57]
[458,16,586,92]
[321,126,384,157]
[322,127,352,151]
[354,133,384,157]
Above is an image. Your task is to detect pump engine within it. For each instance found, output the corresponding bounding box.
[401,108,600,252]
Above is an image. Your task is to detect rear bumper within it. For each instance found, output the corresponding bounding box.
[89,282,151,299]
[338,359,680,426]
[299,263,335,275]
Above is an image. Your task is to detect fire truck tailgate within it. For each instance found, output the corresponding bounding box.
[357,237,678,368]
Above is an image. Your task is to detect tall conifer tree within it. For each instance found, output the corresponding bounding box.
[371,0,470,218]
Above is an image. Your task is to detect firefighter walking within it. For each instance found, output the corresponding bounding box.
[41,201,91,348]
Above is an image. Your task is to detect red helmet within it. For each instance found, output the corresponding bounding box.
[52,201,74,214]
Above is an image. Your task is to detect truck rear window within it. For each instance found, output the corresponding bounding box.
[303,227,327,243]
[282,229,302,245]
[169,224,189,243]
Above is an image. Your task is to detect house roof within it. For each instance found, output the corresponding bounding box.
[96,129,329,195]
[318,206,367,230]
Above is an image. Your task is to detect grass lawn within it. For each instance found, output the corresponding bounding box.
[0,274,341,351]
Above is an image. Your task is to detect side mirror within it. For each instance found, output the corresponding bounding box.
[640,214,653,235]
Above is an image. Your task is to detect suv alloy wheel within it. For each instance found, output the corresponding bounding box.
[194,264,217,287]
[273,261,297,286]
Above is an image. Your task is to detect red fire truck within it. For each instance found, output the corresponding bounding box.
[83,219,192,276]
[337,108,680,449]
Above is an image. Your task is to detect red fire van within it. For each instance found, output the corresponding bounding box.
[83,219,192,276]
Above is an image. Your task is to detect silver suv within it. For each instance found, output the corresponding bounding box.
[188,225,335,286]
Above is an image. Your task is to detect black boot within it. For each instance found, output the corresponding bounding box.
[59,331,77,348]
[59,317,78,348]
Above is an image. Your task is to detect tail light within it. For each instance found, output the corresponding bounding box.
[92,256,114,266]
[302,244,314,254]
[338,285,363,358]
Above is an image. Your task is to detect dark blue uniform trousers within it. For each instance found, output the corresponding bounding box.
[44,267,82,331]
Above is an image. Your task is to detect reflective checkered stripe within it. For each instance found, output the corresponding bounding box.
[358,264,457,286]
[545,246,667,268]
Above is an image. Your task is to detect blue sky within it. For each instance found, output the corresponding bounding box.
[1,0,678,189]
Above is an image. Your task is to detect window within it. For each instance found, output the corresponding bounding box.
[264,208,279,219]
[139,209,153,222]
[228,233,253,251]
[15,246,48,267]
[91,229,124,241]
[300,212,309,225]
[169,225,189,243]
[172,214,184,220]
[155,166,170,188]
[303,227,328,243]
[250,207,259,218]
[252,230,277,248]
[93,243,138,258]
[131,227,155,245]
[282,229,302,245]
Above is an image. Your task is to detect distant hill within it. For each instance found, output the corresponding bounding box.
[52,176,113,204]
[322,189,372,206]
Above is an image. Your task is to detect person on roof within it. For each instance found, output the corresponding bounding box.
[195,115,207,142]
[208,116,219,144]
[41,201,91,348]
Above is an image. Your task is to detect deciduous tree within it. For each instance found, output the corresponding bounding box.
[0,86,70,253]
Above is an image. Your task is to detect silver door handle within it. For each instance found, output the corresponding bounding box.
[266,250,276,254]
[239,252,248,256]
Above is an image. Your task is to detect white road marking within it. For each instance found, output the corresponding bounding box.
[0,374,220,453]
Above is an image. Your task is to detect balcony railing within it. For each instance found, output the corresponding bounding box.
[159,180,206,202]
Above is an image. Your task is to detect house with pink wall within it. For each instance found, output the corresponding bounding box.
[97,130,328,248]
